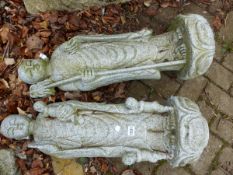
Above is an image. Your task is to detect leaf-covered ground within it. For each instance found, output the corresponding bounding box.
[0,0,232,174]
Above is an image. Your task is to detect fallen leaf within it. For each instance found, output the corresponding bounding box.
[0,25,10,43]
[145,5,158,16]
[121,169,136,175]
[28,167,44,175]
[4,58,15,65]
[114,83,126,99]
[26,35,44,50]
[52,157,84,175]
[17,107,27,116]
[120,16,126,24]
[0,24,17,46]
[144,0,152,7]
[0,79,9,88]
[160,2,170,8]
[90,166,97,174]
[39,21,49,29]
[39,31,52,38]
[213,16,222,31]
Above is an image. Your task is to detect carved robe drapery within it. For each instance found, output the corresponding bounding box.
[33,113,172,153]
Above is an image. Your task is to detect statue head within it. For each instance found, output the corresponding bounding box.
[170,14,215,80]
[168,96,209,167]
[0,115,32,140]
[18,59,49,84]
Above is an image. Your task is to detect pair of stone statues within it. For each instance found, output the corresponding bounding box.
[0,14,214,168]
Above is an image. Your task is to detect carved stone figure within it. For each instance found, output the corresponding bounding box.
[23,0,131,14]
[0,96,209,167]
[0,149,21,175]
[18,14,215,98]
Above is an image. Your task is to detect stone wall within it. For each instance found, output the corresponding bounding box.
[23,0,131,14]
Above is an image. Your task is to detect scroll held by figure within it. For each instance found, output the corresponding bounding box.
[18,14,215,98]
[0,96,209,167]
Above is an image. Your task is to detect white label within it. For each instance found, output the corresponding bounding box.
[128,126,135,136]
[115,125,121,132]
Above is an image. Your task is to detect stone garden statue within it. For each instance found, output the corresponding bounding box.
[1,96,209,167]
[23,0,131,14]
[18,14,215,98]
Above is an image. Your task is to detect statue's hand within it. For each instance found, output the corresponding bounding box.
[81,69,96,82]
[125,97,143,113]
[34,101,48,113]
[122,152,137,165]
[128,28,152,40]
[30,79,55,98]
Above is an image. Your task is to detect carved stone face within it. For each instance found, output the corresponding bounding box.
[0,115,31,140]
[18,59,49,84]
[188,119,207,147]
[181,117,209,151]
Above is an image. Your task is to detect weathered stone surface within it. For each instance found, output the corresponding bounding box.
[230,86,233,97]
[214,41,224,62]
[110,158,127,173]
[211,169,225,175]
[223,53,233,72]
[18,15,215,98]
[197,100,215,122]
[219,11,233,42]
[182,3,213,24]
[155,163,190,175]
[23,0,131,14]
[205,62,233,90]
[143,74,180,99]
[208,0,223,14]
[211,115,233,144]
[127,81,150,100]
[205,83,233,118]
[210,147,233,174]
[217,147,233,175]
[0,149,20,175]
[153,7,179,27]
[190,134,223,175]
[0,97,209,168]
[122,169,136,175]
[52,157,84,175]
[178,76,207,101]
[133,162,155,175]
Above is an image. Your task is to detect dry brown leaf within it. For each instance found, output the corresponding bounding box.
[213,16,222,31]
[114,83,126,99]
[121,169,136,175]
[145,5,158,16]
[160,2,170,8]
[52,157,84,175]
[17,107,27,116]
[4,58,15,65]
[26,35,44,50]
[0,24,17,47]
[0,78,9,88]
[0,25,10,44]
[144,0,152,7]
[39,21,49,29]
